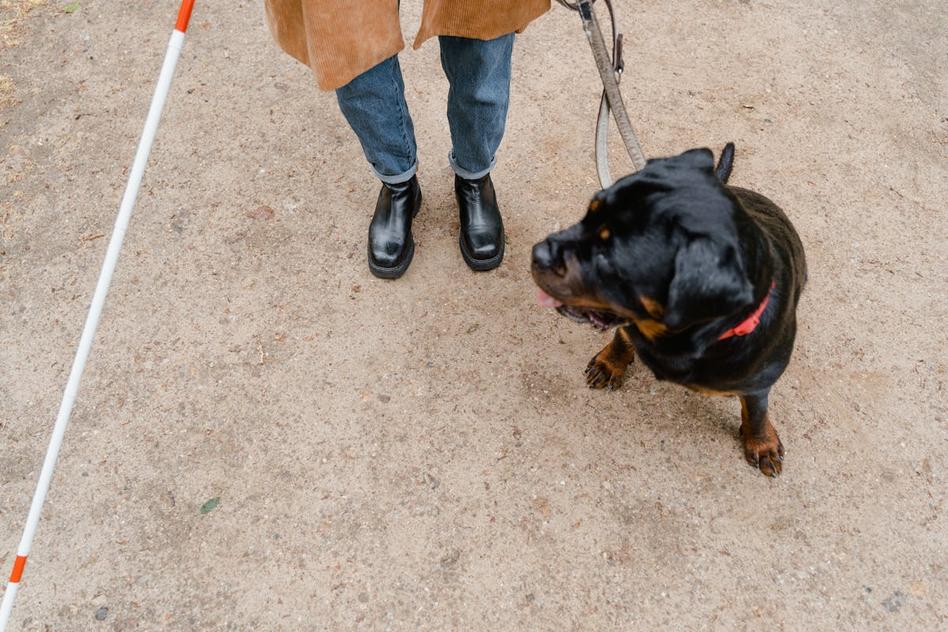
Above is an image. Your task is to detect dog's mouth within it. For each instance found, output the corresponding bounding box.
[536,289,626,331]
[556,305,626,331]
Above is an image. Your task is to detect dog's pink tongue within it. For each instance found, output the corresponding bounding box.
[536,288,563,309]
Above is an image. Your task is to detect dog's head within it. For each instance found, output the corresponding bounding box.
[531,147,754,339]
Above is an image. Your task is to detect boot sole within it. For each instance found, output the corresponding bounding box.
[459,233,505,272]
[368,236,415,279]
[367,191,422,280]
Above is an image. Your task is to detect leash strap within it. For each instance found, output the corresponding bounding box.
[558,0,647,186]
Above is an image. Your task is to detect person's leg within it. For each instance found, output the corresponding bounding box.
[335,55,422,279]
[439,33,515,271]
[335,55,418,183]
[439,33,514,178]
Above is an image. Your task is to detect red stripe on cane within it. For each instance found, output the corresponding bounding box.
[175,0,196,33]
[9,556,27,583]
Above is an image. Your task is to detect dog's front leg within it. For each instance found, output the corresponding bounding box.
[585,326,636,390]
[739,390,785,477]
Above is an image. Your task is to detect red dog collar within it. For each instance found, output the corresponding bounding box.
[718,282,775,341]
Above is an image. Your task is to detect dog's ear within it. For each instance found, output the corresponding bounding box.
[664,237,753,330]
[676,148,716,173]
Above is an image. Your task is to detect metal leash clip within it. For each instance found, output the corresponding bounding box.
[556,0,647,187]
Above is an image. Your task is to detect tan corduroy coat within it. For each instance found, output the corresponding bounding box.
[264,0,550,90]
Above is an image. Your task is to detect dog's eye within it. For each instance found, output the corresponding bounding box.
[599,227,610,241]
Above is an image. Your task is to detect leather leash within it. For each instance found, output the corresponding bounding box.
[556,0,647,186]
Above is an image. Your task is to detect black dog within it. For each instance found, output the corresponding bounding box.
[532,144,806,476]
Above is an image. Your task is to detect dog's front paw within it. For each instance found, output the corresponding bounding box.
[585,353,628,390]
[741,423,785,477]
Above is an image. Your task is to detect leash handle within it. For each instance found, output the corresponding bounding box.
[559,0,647,186]
[0,2,196,628]
[579,0,647,183]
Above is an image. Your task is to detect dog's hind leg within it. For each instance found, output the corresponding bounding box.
[585,326,636,390]
[739,390,785,477]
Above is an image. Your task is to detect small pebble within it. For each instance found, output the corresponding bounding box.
[95,606,109,621]
[882,591,905,613]
[440,549,461,569]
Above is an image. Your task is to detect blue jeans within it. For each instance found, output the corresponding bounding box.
[335,33,515,184]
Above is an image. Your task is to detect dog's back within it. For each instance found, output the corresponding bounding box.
[717,142,806,303]
[729,186,807,304]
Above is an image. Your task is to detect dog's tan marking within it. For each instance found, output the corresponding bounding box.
[687,385,738,397]
[632,318,667,341]
[639,296,664,319]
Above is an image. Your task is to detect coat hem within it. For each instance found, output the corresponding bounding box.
[411,9,546,50]
[315,40,407,91]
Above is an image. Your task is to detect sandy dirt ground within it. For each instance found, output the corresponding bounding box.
[1,0,946,630]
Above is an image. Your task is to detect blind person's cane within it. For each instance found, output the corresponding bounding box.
[1,1,197,627]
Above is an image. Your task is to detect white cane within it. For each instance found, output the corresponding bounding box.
[0,1,196,627]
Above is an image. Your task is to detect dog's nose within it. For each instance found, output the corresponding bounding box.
[532,239,564,275]
[532,239,553,269]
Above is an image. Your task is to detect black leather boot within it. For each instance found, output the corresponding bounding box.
[456,174,504,271]
[367,176,422,279]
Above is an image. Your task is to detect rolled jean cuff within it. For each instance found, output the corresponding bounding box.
[373,161,418,185]
[449,151,495,180]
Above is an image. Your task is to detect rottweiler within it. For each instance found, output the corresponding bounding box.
[531,144,806,477]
